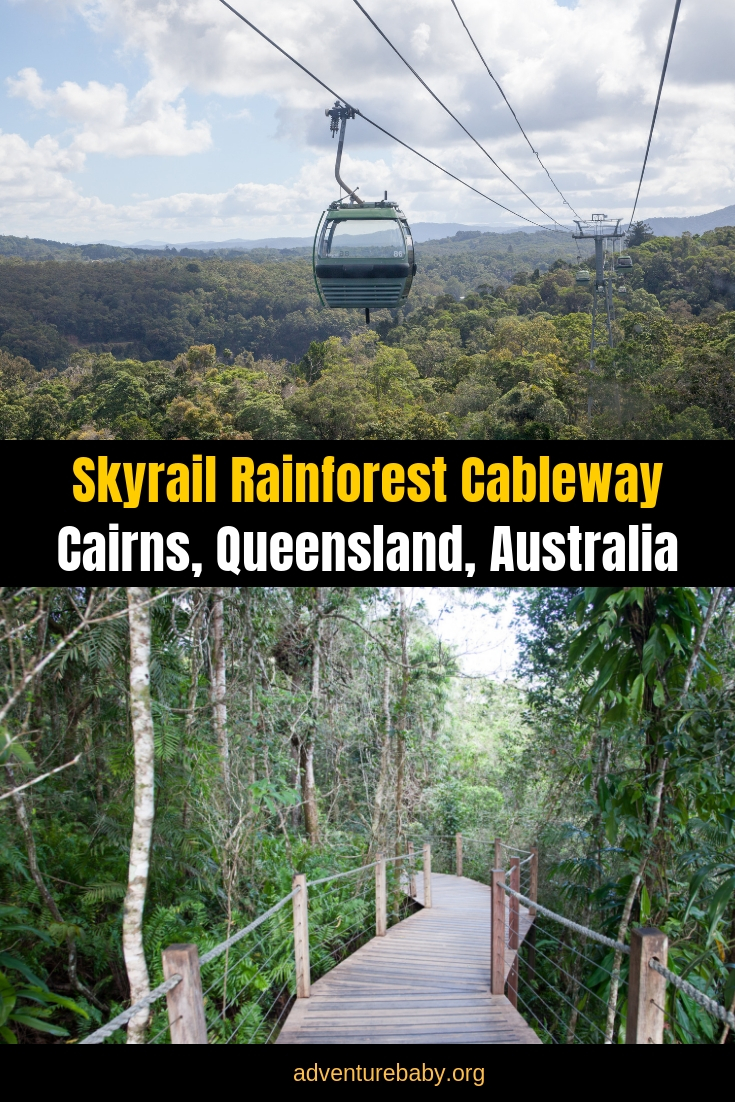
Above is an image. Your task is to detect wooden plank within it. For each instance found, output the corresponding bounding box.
[276,872,541,1045]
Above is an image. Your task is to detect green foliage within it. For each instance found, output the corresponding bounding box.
[514,585,735,1043]
[0,906,88,1042]
[2,226,735,438]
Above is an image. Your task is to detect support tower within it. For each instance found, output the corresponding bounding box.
[573,215,625,381]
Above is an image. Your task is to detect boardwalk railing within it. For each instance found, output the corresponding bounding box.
[500,878,735,1045]
[80,836,735,1045]
[80,847,425,1045]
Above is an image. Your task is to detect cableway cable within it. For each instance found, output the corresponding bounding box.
[216,0,559,229]
[628,0,682,230]
[449,0,581,221]
[349,0,565,229]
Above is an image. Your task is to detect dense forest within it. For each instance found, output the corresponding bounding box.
[0,586,733,1044]
[1,225,734,440]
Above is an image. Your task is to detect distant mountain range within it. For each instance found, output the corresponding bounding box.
[105,222,543,251]
[645,204,735,237]
[102,208,735,251]
[3,206,734,263]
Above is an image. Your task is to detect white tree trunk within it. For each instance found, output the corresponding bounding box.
[123,587,155,1044]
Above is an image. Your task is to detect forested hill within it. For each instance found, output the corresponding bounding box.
[0,226,734,439]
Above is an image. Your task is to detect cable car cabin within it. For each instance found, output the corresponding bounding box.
[314,201,416,312]
[575,268,591,284]
[616,255,633,269]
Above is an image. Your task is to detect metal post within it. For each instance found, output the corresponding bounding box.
[491,869,506,995]
[626,927,668,1044]
[507,858,520,1008]
[423,843,432,908]
[292,873,310,999]
[376,854,387,936]
[605,263,615,344]
[162,943,208,1044]
[408,842,417,897]
[456,832,463,878]
[594,236,605,288]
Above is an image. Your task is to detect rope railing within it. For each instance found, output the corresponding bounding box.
[502,883,630,954]
[79,974,183,1045]
[82,838,732,1046]
[80,847,421,1045]
[500,879,733,1044]
[307,853,405,887]
[648,959,735,1031]
[200,886,300,965]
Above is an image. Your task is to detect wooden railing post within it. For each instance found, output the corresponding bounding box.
[527,846,538,982]
[456,832,463,878]
[376,854,387,936]
[507,858,520,1008]
[162,943,207,1044]
[494,837,502,869]
[626,927,668,1044]
[407,842,417,897]
[490,869,505,995]
[423,843,432,908]
[292,873,310,999]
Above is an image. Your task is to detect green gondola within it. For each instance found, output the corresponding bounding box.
[616,255,633,269]
[313,103,416,322]
[575,268,591,283]
[313,202,416,314]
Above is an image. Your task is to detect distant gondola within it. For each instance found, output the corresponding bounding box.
[616,255,633,269]
[313,103,416,322]
[575,268,591,283]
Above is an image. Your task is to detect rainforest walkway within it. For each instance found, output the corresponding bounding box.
[80,836,735,1045]
[276,871,540,1045]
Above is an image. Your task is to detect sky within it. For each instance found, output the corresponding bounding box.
[1,0,734,244]
[414,588,520,679]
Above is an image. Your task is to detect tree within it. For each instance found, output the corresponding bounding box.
[122,587,156,1044]
[626,221,654,247]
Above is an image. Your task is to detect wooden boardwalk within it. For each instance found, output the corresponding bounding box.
[276,872,541,1045]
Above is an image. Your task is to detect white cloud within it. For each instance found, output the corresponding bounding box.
[7,68,211,157]
[50,0,735,219]
[3,0,735,238]
[411,23,431,58]
[0,130,108,228]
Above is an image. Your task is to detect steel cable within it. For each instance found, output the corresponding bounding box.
[216,0,557,230]
[515,988,559,1044]
[628,0,682,230]
[449,0,580,220]
[349,0,565,228]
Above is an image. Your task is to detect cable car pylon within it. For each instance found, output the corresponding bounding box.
[313,104,417,325]
[573,214,625,414]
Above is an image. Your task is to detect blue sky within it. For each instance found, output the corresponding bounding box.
[1,0,733,243]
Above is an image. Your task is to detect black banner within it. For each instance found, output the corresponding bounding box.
[2,441,723,582]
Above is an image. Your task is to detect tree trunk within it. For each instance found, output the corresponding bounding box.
[603,585,725,1043]
[394,588,409,853]
[372,661,392,850]
[303,588,321,844]
[123,587,156,1044]
[211,587,230,791]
